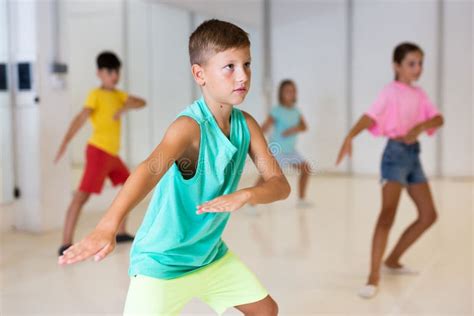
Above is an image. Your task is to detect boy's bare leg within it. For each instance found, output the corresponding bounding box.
[117,217,130,235]
[62,191,91,245]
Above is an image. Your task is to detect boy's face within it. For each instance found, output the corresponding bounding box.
[97,68,120,88]
[193,46,251,106]
[394,51,423,83]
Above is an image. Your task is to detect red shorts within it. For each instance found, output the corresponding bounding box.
[79,144,130,194]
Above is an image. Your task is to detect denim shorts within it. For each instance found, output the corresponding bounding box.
[381,139,427,185]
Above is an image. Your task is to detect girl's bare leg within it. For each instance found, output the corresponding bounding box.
[367,181,403,286]
[385,182,437,267]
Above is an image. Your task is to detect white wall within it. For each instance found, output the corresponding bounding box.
[157,0,263,29]
[0,0,15,204]
[35,1,73,231]
[441,1,473,177]
[7,0,42,230]
[149,4,193,157]
[126,1,193,165]
[1,0,71,232]
[271,1,349,173]
[125,0,153,165]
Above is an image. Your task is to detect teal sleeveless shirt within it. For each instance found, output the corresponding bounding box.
[129,98,250,279]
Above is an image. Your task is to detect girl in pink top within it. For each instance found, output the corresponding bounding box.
[336,43,444,299]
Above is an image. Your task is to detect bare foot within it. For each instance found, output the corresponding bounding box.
[384,259,403,269]
[382,260,419,275]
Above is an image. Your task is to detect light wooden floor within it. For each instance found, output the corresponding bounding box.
[1,175,472,315]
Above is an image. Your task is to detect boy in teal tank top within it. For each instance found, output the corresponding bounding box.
[58,19,290,315]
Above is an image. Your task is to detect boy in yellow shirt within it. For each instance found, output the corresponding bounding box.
[55,52,146,255]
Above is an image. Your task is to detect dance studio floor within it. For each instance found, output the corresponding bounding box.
[1,174,472,315]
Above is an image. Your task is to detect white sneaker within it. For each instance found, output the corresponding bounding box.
[296,199,313,209]
[358,284,378,299]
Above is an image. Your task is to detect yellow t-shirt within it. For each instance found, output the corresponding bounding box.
[84,88,128,156]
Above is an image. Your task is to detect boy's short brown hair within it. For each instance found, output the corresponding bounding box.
[188,19,250,65]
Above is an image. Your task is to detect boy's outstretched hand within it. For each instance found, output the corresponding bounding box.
[58,228,116,265]
[196,190,251,214]
[54,142,67,164]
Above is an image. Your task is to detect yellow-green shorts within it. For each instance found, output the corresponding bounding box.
[123,252,268,315]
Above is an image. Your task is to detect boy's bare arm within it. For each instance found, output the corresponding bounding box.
[260,115,274,134]
[54,108,92,163]
[58,116,198,265]
[244,111,291,204]
[113,95,147,120]
[124,95,146,108]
